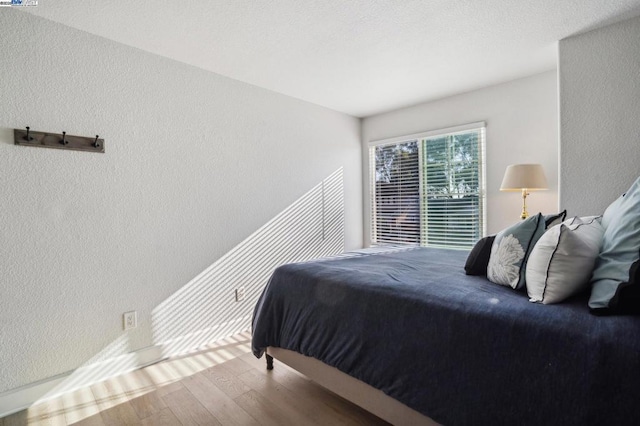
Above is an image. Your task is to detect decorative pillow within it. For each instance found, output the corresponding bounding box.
[544,210,567,228]
[526,216,604,304]
[487,213,546,290]
[601,194,625,230]
[465,235,495,276]
[590,177,640,314]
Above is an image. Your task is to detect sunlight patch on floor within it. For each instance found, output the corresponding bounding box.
[18,333,252,425]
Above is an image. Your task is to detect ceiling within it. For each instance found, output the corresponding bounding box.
[21,0,640,117]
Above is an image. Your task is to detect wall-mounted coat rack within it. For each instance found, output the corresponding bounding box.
[14,127,105,153]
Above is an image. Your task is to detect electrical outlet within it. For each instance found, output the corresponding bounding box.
[235,287,246,302]
[123,311,137,330]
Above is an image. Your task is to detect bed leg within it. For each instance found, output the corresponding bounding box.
[266,354,274,370]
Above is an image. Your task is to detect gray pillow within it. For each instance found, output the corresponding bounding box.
[589,177,640,314]
[465,235,495,276]
[544,210,567,228]
[487,213,546,290]
[601,194,625,230]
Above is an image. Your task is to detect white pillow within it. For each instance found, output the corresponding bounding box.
[526,216,604,304]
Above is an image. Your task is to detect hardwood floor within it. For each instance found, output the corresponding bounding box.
[1,332,389,425]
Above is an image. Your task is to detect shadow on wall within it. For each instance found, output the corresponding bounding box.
[7,168,344,415]
[151,167,346,357]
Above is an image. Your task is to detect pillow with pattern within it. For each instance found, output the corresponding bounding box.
[487,213,546,290]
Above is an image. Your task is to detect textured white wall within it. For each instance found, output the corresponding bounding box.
[0,10,361,394]
[559,15,640,216]
[362,71,559,242]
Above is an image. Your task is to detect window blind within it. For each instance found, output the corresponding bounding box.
[370,124,486,249]
[370,140,421,245]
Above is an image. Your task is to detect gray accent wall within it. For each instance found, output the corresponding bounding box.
[559,15,640,216]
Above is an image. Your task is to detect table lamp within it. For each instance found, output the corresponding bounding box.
[500,164,548,220]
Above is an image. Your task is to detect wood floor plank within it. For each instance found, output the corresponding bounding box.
[91,379,140,426]
[97,403,141,426]
[0,332,392,426]
[118,370,167,420]
[239,352,272,371]
[127,390,166,421]
[239,351,311,381]
[253,357,389,426]
[91,378,128,411]
[203,365,251,399]
[136,361,186,399]
[178,350,229,373]
[219,356,254,376]
[155,356,201,383]
[237,367,329,426]
[181,371,259,426]
[140,408,181,426]
[62,386,101,425]
[238,367,349,426]
[233,389,295,426]
[208,350,387,425]
[72,412,106,426]
[27,397,66,426]
[215,338,252,358]
[2,410,27,426]
[137,359,185,392]
[161,387,221,426]
[154,380,185,399]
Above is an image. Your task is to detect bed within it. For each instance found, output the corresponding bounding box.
[251,247,640,425]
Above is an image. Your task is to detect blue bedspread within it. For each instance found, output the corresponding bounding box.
[251,247,640,425]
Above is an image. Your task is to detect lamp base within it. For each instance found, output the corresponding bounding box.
[520,188,529,220]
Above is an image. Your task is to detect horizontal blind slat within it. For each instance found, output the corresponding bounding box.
[371,127,485,250]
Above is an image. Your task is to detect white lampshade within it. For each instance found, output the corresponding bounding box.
[500,164,548,191]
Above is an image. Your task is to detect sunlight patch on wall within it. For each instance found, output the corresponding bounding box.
[0,170,344,420]
[30,335,132,401]
[151,168,345,357]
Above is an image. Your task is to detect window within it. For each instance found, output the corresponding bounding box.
[370,123,486,249]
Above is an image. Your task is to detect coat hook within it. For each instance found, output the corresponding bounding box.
[93,135,100,148]
[61,131,68,145]
[24,126,34,141]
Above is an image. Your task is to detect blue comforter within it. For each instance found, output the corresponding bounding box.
[251,247,640,425]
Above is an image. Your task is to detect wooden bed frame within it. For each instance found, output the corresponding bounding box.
[265,347,438,425]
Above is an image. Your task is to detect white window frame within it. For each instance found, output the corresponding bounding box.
[369,122,486,249]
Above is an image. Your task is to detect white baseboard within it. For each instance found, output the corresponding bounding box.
[0,320,252,418]
[0,344,164,418]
